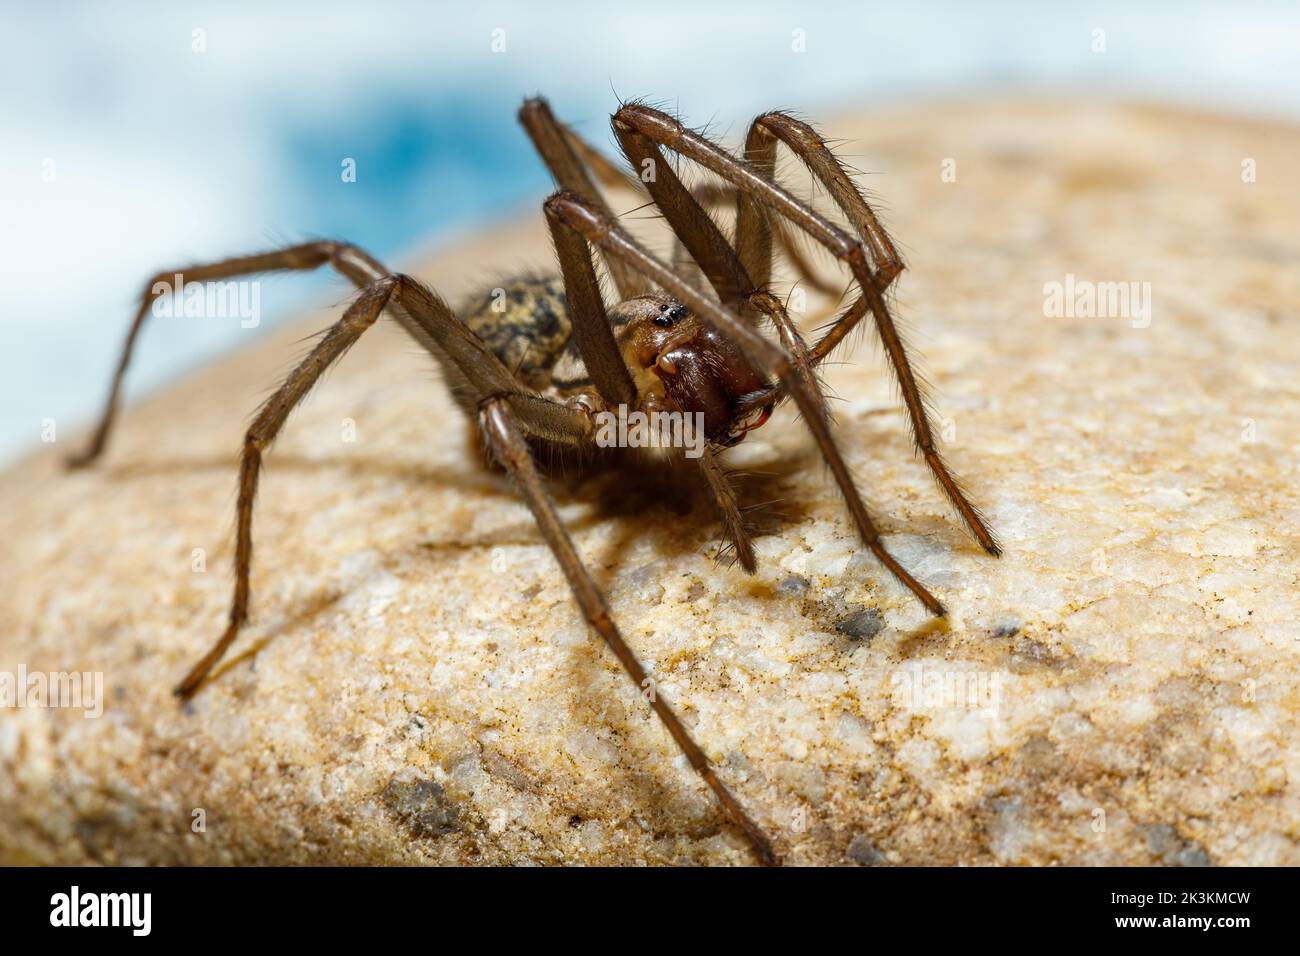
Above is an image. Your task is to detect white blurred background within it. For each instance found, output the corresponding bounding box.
[2,0,1297,463]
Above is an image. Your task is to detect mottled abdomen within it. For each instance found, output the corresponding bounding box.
[461,276,574,391]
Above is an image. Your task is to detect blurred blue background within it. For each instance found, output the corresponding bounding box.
[2,0,1298,463]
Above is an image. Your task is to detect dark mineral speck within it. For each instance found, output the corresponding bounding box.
[777,575,811,597]
[847,834,885,865]
[1139,824,1211,866]
[381,777,459,839]
[836,607,883,641]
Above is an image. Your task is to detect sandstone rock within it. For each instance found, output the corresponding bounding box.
[2,99,1298,865]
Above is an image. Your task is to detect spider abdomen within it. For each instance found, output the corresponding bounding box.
[461,275,574,391]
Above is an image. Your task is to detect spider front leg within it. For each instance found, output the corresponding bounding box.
[478,397,776,864]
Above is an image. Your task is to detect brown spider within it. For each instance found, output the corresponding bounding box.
[68,97,1000,865]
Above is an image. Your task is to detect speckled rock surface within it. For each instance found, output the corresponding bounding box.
[2,99,1298,866]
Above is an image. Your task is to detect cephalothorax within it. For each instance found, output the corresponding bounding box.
[70,97,1000,865]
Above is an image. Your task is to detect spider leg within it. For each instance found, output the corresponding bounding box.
[519,97,652,301]
[546,190,945,616]
[171,269,583,698]
[478,396,777,865]
[543,197,637,409]
[519,97,830,380]
[738,112,903,296]
[67,241,400,468]
[734,112,899,367]
[613,119,756,313]
[611,104,1000,557]
[175,276,398,697]
[748,289,819,403]
[696,446,757,573]
[680,182,842,305]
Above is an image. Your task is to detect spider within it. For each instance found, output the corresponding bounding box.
[68,97,1000,865]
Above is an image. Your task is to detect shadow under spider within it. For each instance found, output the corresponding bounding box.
[494,436,820,593]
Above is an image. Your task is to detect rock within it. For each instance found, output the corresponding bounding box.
[2,99,1299,865]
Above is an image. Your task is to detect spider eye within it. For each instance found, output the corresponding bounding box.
[653,302,687,328]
